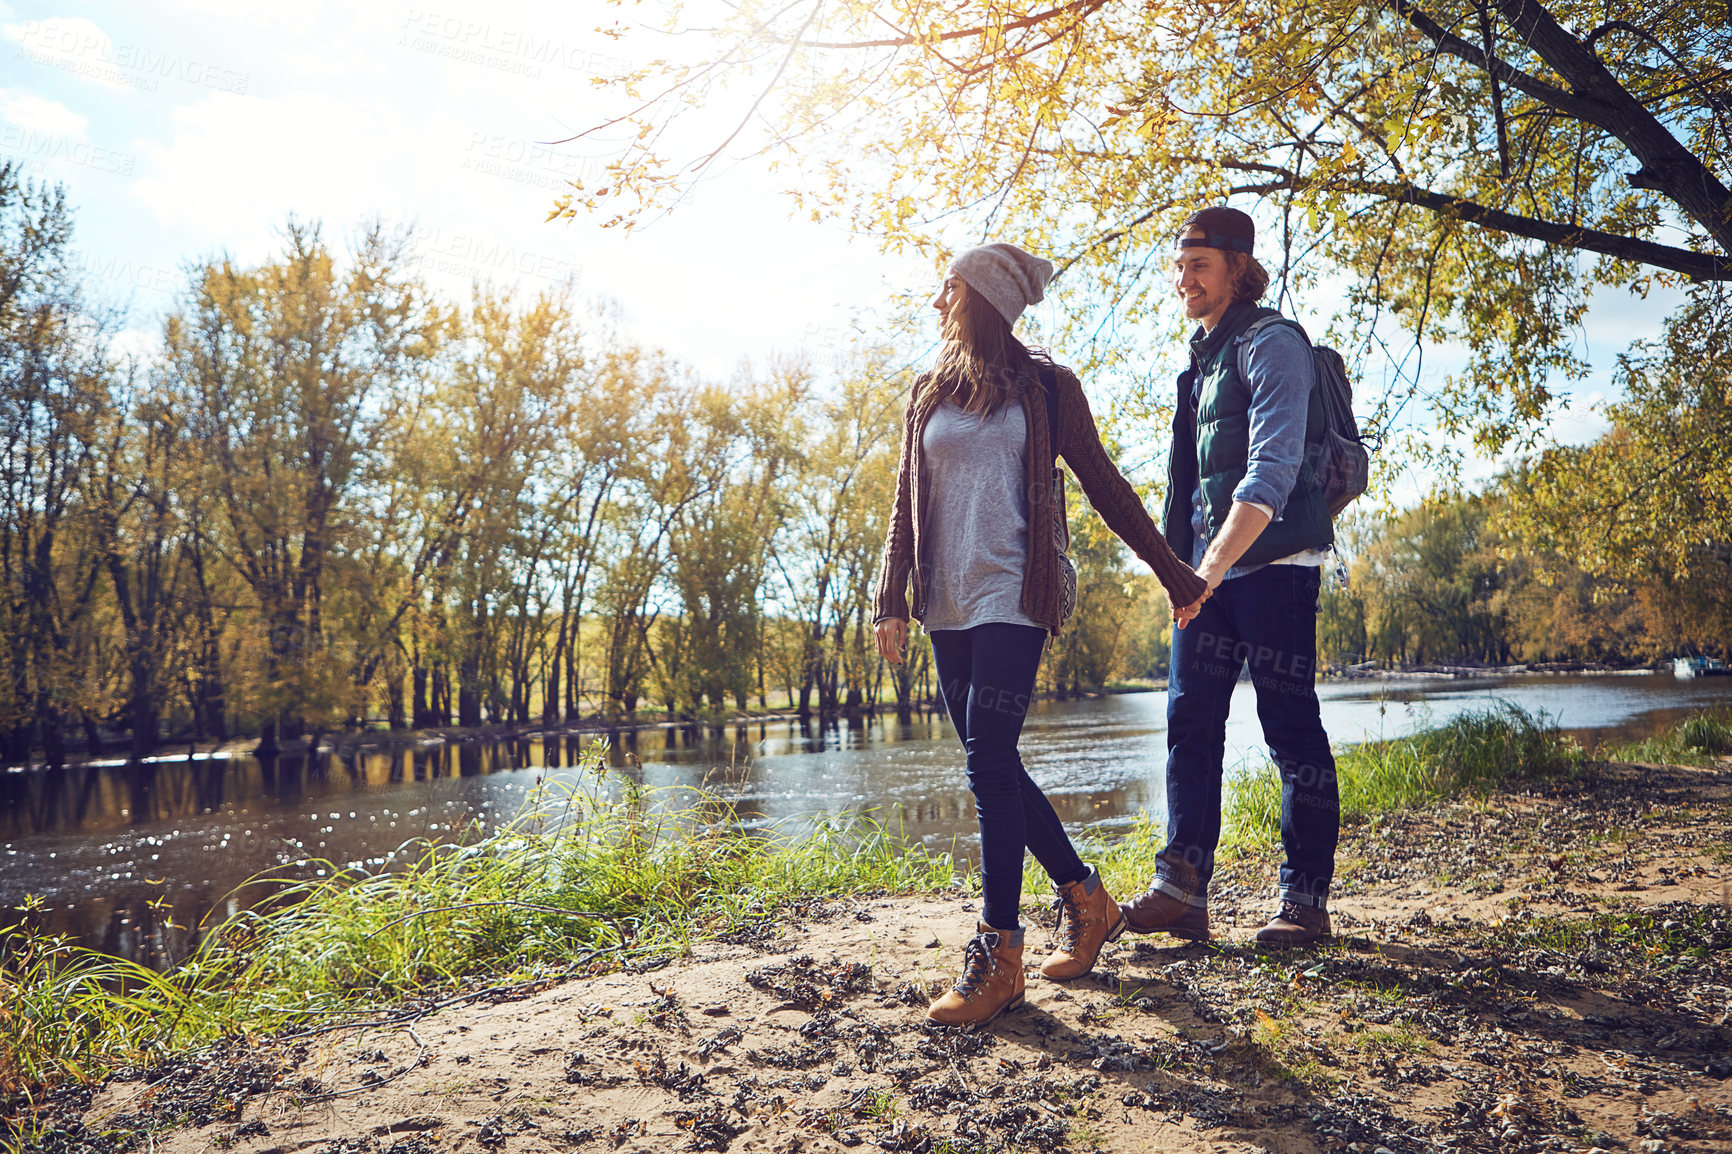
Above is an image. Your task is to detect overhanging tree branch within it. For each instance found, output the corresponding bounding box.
[1079,155,1730,280]
[1384,0,1603,121]
[1488,0,1732,258]
[1354,180,1729,280]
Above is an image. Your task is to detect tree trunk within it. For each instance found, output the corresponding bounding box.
[412,663,431,727]
[543,655,561,726]
[37,704,66,769]
[458,651,482,727]
[431,664,450,726]
[387,667,407,730]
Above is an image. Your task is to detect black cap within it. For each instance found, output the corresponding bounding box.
[1176,206,1254,255]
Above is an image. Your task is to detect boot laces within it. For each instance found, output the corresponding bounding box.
[1052,885,1086,954]
[951,932,1000,996]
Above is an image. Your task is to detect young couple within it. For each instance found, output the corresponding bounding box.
[872,206,1342,1028]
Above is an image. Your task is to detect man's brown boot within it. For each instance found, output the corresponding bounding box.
[1254,901,1330,947]
[927,925,1026,1027]
[1117,886,1211,941]
[1039,868,1126,980]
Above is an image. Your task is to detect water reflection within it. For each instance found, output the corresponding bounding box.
[5,673,1732,964]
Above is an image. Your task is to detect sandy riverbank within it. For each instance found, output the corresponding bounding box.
[37,754,1732,1154]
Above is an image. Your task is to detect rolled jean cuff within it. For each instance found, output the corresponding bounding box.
[1278,887,1328,910]
[1151,874,1208,909]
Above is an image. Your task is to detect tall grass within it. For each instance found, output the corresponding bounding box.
[1083,703,1585,888]
[1603,708,1732,767]
[0,750,955,1121]
[1220,702,1584,848]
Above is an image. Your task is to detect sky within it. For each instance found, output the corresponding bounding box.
[0,0,929,375]
[0,0,1682,506]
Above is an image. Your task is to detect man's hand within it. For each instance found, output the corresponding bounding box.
[1170,589,1210,629]
[874,618,909,665]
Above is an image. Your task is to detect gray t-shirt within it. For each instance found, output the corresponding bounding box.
[919,400,1044,633]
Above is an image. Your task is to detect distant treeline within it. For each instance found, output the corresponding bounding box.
[0,167,1171,766]
[1323,484,1732,668]
[7,164,1726,766]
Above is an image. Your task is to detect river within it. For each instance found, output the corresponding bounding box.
[4,671,1731,965]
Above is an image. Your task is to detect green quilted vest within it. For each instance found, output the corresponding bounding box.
[1162,302,1334,568]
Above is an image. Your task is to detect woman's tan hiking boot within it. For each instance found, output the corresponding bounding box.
[927,925,1026,1027]
[1039,867,1126,980]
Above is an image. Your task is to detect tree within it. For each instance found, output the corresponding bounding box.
[161,223,440,752]
[563,0,1729,446]
[765,356,906,717]
[1047,490,1141,695]
[663,364,804,716]
[1350,496,1508,664]
[594,364,725,718]
[0,163,114,765]
[1521,286,1732,653]
[84,368,198,760]
[429,284,587,727]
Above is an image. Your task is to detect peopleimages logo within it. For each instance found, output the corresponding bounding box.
[71,252,177,294]
[412,227,579,283]
[397,8,630,79]
[10,21,251,94]
[460,133,596,191]
[0,126,136,177]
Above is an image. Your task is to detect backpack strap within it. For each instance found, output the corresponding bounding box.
[1234,314,1311,392]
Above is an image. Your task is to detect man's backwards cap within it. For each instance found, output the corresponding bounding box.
[1176,206,1255,255]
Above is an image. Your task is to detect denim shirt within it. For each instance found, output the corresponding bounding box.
[1188,322,1321,580]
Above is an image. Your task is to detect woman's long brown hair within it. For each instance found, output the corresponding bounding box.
[926,280,1051,417]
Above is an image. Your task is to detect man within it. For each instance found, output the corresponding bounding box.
[1119,206,1341,947]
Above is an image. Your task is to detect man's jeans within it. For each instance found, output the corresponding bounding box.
[930,623,1088,932]
[1155,564,1339,910]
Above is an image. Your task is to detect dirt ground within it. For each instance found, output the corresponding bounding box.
[37,758,1732,1154]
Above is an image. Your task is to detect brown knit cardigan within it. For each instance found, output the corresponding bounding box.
[871,364,1208,634]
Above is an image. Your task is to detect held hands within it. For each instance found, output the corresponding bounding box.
[874,618,909,665]
[1174,503,1268,629]
[1170,565,1223,629]
[1171,591,1209,628]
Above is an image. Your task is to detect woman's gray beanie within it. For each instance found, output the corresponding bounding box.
[950,243,1054,325]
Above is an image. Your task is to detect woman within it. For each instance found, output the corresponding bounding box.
[873,242,1209,1027]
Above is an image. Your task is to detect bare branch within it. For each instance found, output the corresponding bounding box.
[690,0,826,173]
[797,0,1110,50]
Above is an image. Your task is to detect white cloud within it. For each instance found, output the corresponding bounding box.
[130,89,437,248]
[0,89,88,138]
[121,73,917,377]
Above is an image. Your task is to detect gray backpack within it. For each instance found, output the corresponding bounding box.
[1237,317,1371,516]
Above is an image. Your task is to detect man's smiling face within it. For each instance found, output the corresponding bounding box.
[1172,233,1235,331]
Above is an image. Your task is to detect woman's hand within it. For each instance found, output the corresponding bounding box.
[874,618,909,665]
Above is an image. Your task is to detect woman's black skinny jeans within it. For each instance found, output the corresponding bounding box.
[929,622,1088,931]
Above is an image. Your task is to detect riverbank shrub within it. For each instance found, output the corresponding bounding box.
[1082,704,1587,883]
[1603,708,1732,766]
[1222,703,1584,849]
[0,748,955,1129]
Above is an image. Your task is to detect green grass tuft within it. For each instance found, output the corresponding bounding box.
[0,746,955,1124]
[1218,703,1583,849]
[1075,703,1585,893]
[1606,708,1732,766]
